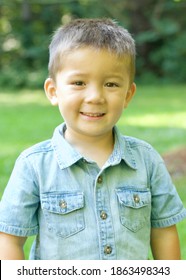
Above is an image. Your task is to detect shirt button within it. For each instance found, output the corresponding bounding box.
[133,194,140,203]
[104,245,112,255]
[97,176,103,184]
[59,200,67,209]
[100,211,107,220]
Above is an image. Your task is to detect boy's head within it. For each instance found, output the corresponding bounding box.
[45,18,137,147]
[48,18,136,84]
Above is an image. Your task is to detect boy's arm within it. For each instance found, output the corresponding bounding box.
[0,232,27,260]
[150,225,181,260]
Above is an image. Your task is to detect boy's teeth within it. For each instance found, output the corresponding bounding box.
[83,113,103,117]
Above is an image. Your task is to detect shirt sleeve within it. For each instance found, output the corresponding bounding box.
[150,150,186,228]
[0,154,40,236]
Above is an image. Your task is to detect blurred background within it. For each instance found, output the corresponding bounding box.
[0,0,186,258]
[0,0,185,88]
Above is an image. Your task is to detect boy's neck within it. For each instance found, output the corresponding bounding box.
[64,128,115,168]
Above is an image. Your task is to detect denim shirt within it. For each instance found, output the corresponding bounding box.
[0,123,186,260]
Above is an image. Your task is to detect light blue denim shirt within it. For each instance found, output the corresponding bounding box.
[0,123,186,260]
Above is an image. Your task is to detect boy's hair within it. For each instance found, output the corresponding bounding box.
[48,18,136,83]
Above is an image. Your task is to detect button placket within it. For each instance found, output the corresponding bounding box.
[95,172,116,259]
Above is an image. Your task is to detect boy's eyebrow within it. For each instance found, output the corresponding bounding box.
[105,74,125,80]
[66,71,88,77]
[65,71,125,80]
[64,72,89,80]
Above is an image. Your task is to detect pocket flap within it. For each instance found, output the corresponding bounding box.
[116,188,151,209]
[42,192,84,214]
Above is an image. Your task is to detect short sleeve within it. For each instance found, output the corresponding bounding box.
[150,152,186,228]
[0,154,40,236]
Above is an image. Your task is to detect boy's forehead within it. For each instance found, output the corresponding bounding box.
[58,46,131,69]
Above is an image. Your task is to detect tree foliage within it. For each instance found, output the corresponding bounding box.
[0,0,185,88]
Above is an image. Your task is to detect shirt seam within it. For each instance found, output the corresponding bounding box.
[0,222,38,236]
[151,208,186,228]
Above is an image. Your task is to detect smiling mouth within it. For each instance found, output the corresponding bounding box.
[80,112,105,117]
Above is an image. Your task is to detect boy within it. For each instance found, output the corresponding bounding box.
[0,18,186,260]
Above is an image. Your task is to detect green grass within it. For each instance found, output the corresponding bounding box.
[120,84,186,153]
[0,84,186,259]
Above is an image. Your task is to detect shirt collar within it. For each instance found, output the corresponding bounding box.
[51,123,137,170]
[109,126,137,170]
[51,123,83,169]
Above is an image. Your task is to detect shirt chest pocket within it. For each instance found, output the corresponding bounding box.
[41,192,85,238]
[116,188,151,232]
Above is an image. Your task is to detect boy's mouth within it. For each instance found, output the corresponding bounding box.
[80,112,105,117]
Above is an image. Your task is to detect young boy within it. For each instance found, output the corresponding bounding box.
[0,18,186,260]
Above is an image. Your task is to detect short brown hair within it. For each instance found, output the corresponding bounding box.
[48,18,136,83]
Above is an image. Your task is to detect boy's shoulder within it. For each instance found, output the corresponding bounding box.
[19,139,53,159]
[124,135,154,150]
[117,131,163,164]
[119,131,155,152]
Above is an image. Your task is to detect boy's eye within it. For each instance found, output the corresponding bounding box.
[73,81,85,86]
[105,82,119,88]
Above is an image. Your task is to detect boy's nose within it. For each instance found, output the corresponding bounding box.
[85,85,105,104]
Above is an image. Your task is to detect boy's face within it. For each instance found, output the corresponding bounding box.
[45,47,136,142]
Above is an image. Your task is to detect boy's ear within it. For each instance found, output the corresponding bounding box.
[44,78,58,106]
[124,82,136,108]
